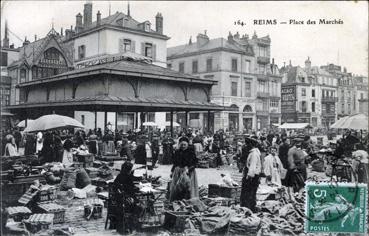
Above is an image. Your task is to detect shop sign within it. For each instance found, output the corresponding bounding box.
[281,85,296,113]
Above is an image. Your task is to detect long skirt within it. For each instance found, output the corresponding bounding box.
[169,167,199,202]
[240,175,260,212]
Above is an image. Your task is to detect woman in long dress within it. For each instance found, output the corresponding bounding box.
[169,136,199,202]
[62,136,74,167]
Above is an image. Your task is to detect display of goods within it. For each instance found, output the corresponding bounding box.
[6,206,32,222]
[208,184,241,199]
[197,160,209,169]
[209,158,218,168]
[37,185,57,202]
[37,203,66,224]
[76,154,94,163]
[76,168,91,189]
[84,198,104,219]
[60,168,77,191]
[311,159,325,172]
[154,200,165,215]
[163,211,192,232]
[72,162,84,169]
[203,197,236,207]
[24,213,54,234]
[18,186,40,205]
[85,167,99,178]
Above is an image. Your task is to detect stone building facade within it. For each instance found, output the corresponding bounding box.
[167,31,282,133]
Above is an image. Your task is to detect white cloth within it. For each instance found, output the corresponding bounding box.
[4,143,18,156]
[146,143,152,158]
[36,132,43,153]
[264,154,285,186]
[246,148,262,178]
[62,150,74,167]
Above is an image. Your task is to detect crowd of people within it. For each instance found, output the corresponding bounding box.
[2,125,368,216]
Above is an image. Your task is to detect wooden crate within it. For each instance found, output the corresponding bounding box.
[218,186,241,199]
[204,197,236,207]
[84,198,104,219]
[208,184,220,197]
[37,186,57,202]
[6,206,32,222]
[163,211,192,232]
[18,186,40,205]
[24,213,54,234]
[37,203,66,224]
[209,158,218,168]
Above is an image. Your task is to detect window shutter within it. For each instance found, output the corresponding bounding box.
[119,38,124,53]
[131,40,136,53]
[152,44,156,60]
[141,42,145,56]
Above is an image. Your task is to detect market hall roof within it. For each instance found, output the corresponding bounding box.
[7,95,230,112]
[17,54,218,88]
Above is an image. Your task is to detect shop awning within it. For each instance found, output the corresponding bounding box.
[279,123,311,129]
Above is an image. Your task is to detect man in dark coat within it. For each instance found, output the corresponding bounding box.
[13,128,22,152]
[151,135,160,168]
[120,137,133,161]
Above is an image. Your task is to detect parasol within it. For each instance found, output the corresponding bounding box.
[24,114,85,133]
[330,113,368,130]
[16,119,34,128]
[164,121,180,127]
[142,122,158,127]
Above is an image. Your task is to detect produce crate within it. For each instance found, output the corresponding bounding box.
[197,160,209,169]
[37,186,57,202]
[18,186,40,205]
[24,213,54,234]
[163,211,192,232]
[37,203,66,224]
[6,206,32,222]
[84,198,104,219]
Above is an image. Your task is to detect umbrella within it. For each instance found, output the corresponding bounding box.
[330,116,349,129]
[164,121,180,127]
[16,119,34,128]
[142,122,158,127]
[24,114,84,133]
[330,113,368,130]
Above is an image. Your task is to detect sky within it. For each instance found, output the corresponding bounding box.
[1,1,368,76]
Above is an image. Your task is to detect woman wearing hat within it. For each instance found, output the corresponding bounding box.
[169,136,199,201]
[264,145,285,186]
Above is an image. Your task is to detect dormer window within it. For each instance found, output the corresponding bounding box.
[144,22,151,32]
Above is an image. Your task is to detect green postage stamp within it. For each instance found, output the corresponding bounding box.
[305,182,367,234]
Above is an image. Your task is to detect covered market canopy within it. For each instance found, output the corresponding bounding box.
[279,123,311,129]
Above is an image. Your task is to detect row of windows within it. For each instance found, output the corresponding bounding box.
[77,39,156,60]
[230,80,253,97]
[173,58,252,74]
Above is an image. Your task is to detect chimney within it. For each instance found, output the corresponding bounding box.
[228,31,233,41]
[83,2,92,28]
[189,36,192,45]
[97,11,101,26]
[305,56,311,70]
[23,37,30,46]
[10,44,14,49]
[2,20,9,48]
[34,35,37,41]
[60,27,63,36]
[234,32,240,39]
[155,12,163,34]
[289,60,292,66]
[344,67,347,73]
[127,2,131,17]
[75,13,83,33]
[196,32,209,47]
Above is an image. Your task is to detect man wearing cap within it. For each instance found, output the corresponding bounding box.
[240,138,262,212]
[286,138,307,193]
[120,134,133,161]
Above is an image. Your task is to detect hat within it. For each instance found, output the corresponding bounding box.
[245,137,259,147]
[179,136,189,143]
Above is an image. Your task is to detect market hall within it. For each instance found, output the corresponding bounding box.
[8,52,228,134]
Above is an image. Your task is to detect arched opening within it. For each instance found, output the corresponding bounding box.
[243,105,252,112]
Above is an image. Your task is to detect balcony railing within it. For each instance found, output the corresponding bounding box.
[257,56,270,64]
[321,97,338,102]
[257,92,270,98]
